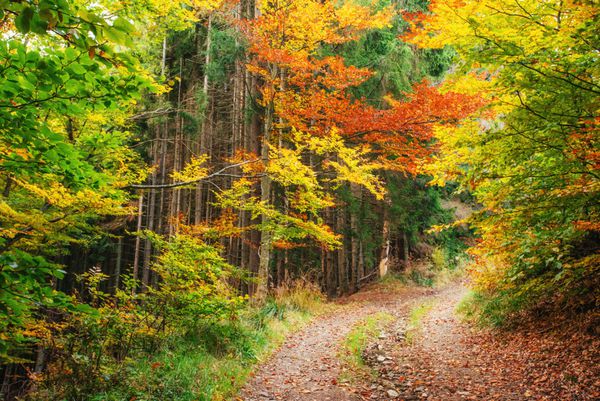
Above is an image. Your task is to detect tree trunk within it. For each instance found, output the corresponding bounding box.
[337,202,348,295]
[114,236,123,291]
[402,231,409,265]
[255,92,273,300]
[132,191,144,293]
[195,15,213,225]
[349,184,360,292]
[378,205,390,278]
[142,128,159,290]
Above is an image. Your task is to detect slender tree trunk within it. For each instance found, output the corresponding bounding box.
[358,240,364,285]
[324,207,336,297]
[114,236,123,291]
[1,365,13,399]
[157,121,167,235]
[402,231,409,265]
[132,191,144,293]
[275,252,283,287]
[337,202,348,295]
[161,37,167,77]
[378,202,390,278]
[255,102,273,300]
[349,184,360,292]
[195,15,213,225]
[142,128,159,290]
[142,187,155,290]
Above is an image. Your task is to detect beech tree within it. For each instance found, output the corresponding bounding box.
[407,0,599,312]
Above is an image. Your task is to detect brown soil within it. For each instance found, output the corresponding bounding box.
[238,283,433,401]
[357,285,600,401]
[239,282,600,401]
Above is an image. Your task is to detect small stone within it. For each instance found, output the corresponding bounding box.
[377,355,386,362]
[387,389,400,398]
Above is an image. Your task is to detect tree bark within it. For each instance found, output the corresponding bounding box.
[132,191,144,294]
[114,236,123,291]
[337,202,348,295]
[255,85,274,300]
[378,203,390,278]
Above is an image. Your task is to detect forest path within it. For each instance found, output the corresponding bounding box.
[240,280,599,401]
[357,285,599,401]
[238,282,434,401]
[356,284,521,401]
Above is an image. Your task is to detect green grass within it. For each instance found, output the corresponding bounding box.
[456,289,529,328]
[338,312,395,381]
[405,301,435,343]
[90,311,311,401]
[78,283,327,401]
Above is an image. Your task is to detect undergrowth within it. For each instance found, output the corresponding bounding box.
[380,252,467,290]
[457,289,532,328]
[32,281,326,401]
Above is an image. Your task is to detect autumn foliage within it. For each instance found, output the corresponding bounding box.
[2,0,595,399]
[406,0,600,314]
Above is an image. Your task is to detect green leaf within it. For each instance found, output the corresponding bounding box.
[112,17,133,33]
[30,13,49,34]
[15,6,34,33]
[70,62,86,75]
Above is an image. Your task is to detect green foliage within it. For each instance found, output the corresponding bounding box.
[0,0,156,362]
[25,233,247,399]
[337,0,453,103]
[387,176,448,243]
[29,279,323,401]
[457,290,528,328]
[0,251,72,362]
[148,233,247,326]
[206,26,244,84]
[408,269,434,287]
[413,0,600,319]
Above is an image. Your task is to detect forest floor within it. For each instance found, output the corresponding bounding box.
[238,279,599,401]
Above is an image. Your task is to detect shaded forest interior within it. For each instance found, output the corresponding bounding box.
[57,0,459,298]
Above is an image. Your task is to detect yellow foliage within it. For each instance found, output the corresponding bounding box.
[255,0,393,55]
[293,129,386,200]
[171,155,210,184]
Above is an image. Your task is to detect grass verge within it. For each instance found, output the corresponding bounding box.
[456,289,529,328]
[85,281,328,401]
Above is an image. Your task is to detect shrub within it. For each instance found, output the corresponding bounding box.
[25,233,247,400]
